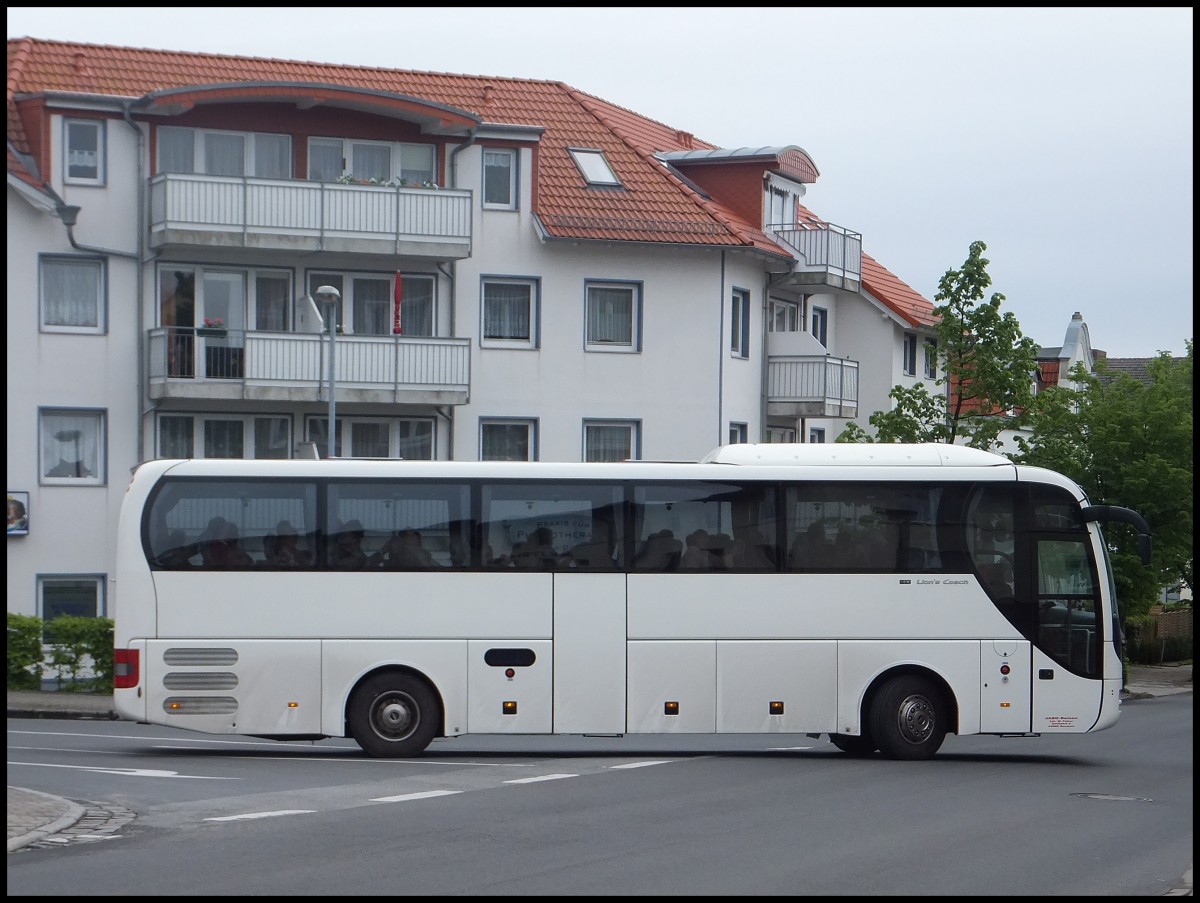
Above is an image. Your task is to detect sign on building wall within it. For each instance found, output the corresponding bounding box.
[7,491,29,536]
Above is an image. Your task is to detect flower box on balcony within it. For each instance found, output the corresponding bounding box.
[196,328,227,339]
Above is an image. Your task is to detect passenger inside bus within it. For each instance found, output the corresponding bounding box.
[634,529,681,571]
[374,528,438,568]
[265,520,311,568]
[200,516,254,568]
[332,520,370,569]
[511,527,561,569]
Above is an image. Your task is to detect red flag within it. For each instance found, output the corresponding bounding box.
[393,272,403,335]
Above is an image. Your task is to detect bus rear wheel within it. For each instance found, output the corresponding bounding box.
[829,732,877,755]
[349,673,439,758]
[869,675,947,761]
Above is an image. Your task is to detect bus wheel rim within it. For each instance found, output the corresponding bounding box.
[372,693,417,740]
[897,694,935,744]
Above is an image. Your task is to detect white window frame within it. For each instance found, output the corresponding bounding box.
[307,137,435,186]
[769,298,800,333]
[38,575,106,643]
[583,420,639,462]
[157,126,292,179]
[39,408,106,486]
[729,422,749,444]
[307,271,435,338]
[568,148,622,187]
[809,427,827,444]
[39,255,105,334]
[64,118,105,186]
[924,339,939,379]
[482,148,517,209]
[585,281,641,353]
[157,414,292,460]
[304,416,435,460]
[903,333,918,376]
[811,305,829,347]
[731,288,751,358]
[481,278,537,349]
[480,419,538,461]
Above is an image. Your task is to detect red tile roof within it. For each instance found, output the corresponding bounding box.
[8,36,936,326]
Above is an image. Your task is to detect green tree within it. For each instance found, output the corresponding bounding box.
[1013,344,1193,620]
[839,241,1041,448]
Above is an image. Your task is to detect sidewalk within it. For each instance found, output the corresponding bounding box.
[7,663,1192,856]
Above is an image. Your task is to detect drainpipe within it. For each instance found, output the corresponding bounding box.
[122,101,150,465]
[717,251,726,448]
[444,128,478,462]
[760,273,771,442]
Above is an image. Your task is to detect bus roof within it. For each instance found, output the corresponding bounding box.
[700,443,1012,467]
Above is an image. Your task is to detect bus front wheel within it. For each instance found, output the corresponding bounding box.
[348,673,439,758]
[869,675,947,760]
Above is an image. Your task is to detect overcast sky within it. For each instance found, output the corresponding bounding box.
[8,7,1193,357]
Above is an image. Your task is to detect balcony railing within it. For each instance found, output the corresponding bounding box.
[766,354,859,418]
[149,174,473,258]
[767,222,862,291]
[148,328,470,405]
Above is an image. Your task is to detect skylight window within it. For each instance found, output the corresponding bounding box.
[569,148,622,187]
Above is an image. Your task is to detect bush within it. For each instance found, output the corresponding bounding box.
[7,613,43,689]
[44,615,115,692]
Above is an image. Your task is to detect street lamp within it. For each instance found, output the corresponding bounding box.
[315,285,341,458]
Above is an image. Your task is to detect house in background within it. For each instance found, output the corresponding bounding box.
[6,37,944,624]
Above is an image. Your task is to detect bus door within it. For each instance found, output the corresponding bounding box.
[1031,533,1104,732]
[551,572,627,733]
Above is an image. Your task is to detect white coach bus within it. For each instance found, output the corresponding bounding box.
[112,444,1151,760]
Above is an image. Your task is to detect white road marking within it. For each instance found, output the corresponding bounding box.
[370,790,464,802]
[608,760,673,769]
[503,773,578,784]
[6,760,238,779]
[204,810,316,821]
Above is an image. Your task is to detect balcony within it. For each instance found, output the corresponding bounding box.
[149,174,473,258]
[767,222,862,294]
[766,354,859,418]
[148,328,470,405]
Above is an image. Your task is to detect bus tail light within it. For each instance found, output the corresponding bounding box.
[114,648,140,689]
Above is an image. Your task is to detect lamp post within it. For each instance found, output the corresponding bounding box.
[315,286,341,458]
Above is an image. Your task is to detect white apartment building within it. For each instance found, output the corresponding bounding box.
[7,37,943,624]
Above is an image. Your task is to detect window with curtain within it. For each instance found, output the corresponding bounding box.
[351,422,390,458]
[399,143,435,185]
[308,139,343,182]
[204,132,245,177]
[481,421,535,461]
[483,148,516,207]
[482,279,534,346]
[400,276,434,337]
[64,119,103,185]
[585,283,637,350]
[40,409,105,484]
[204,420,244,458]
[255,274,291,331]
[584,421,637,462]
[158,416,194,458]
[351,143,391,181]
[157,127,195,174]
[254,417,291,459]
[40,256,103,331]
[254,134,292,180]
[397,419,435,460]
[924,340,938,379]
[352,278,391,335]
